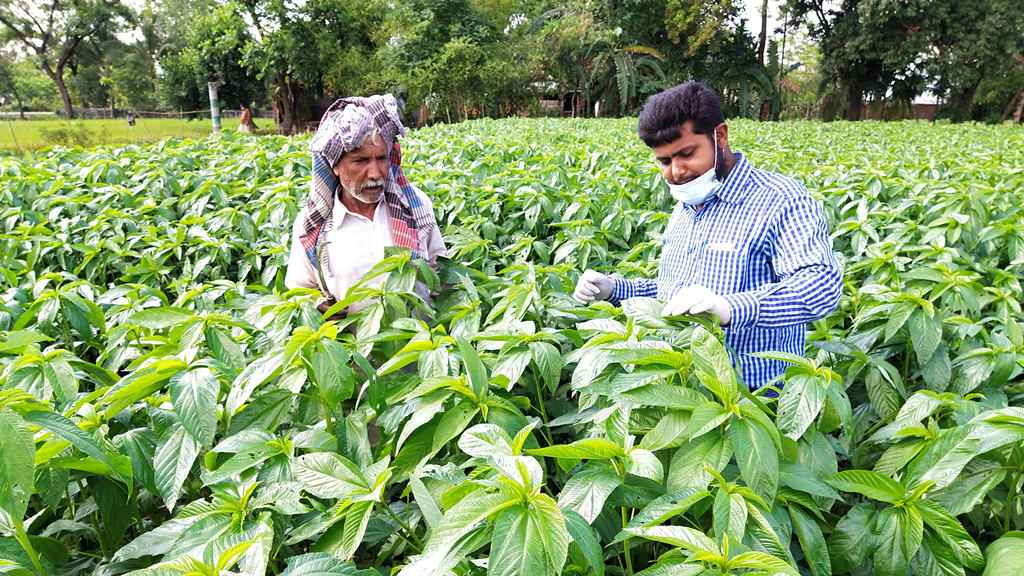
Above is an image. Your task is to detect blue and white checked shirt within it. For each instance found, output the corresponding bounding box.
[611,153,842,389]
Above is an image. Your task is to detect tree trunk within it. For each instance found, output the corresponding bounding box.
[997,84,1023,123]
[273,74,298,135]
[41,61,75,119]
[951,81,980,123]
[1014,87,1024,123]
[757,0,769,68]
[843,81,862,121]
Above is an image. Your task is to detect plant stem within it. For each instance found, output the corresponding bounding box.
[13,521,47,576]
[1005,464,1024,534]
[622,506,634,576]
[381,502,424,550]
[531,364,555,446]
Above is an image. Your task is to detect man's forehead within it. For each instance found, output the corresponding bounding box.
[344,138,387,158]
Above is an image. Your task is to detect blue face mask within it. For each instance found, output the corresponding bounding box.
[667,129,721,206]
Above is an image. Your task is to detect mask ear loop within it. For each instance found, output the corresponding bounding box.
[712,127,719,175]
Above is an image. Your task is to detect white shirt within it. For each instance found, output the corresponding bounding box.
[284,191,447,312]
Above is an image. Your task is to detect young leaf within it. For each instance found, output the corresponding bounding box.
[169,368,220,446]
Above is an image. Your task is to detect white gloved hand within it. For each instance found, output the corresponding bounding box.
[661,284,732,326]
[573,270,614,304]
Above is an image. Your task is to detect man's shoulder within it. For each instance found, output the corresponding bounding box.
[746,166,811,201]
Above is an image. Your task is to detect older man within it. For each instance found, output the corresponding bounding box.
[574,82,842,391]
[285,94,446,315]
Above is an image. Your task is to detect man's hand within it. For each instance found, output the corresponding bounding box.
[316,298,347,321]
[573,270,615,304]
[661,284,732,326]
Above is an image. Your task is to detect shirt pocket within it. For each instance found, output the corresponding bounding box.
[699,244,748,295]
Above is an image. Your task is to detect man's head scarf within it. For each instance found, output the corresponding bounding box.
[301,94,436,295]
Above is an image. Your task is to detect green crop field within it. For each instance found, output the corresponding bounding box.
[1,118,1024,576]
[0,117,245,152]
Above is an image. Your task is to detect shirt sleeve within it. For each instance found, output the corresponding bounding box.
[414,187,448,267]
[722,193,843,329]
[609,277,658,306]
[284,213,320,291]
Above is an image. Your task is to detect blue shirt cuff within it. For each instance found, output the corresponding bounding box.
[723,291,760,330]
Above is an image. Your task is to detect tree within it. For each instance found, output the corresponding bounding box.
[921,0,1024,120]
[0,0,132,118]
[157,6,262,114]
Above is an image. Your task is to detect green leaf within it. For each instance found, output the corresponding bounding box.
[338,500,373,561]
[432,402,479,452]
[726,551,800,575]
[312,340,355,405]
[777,374,827,441]
[530,341,562,393]
[488,495,569,576]
[827,503,877,574]
[929,457,1005,515]
[620,488,709,537]
[909,309,942,366]
[915,499,983,570]
[293,453,367,499]
[827,470,905,504]
[456,337,488,399]
[689,402,730,440]
[639,411,690,451]
[22,409,129,487]
[169,368,220,447]
[729,418,778,505]
[622,526,719,555]
[88,475,136,547]
[874,505,924,576]
[405,490,520,574]
[129,307,195,329]
[904,424,980,490]
[556,468,623,524]
[713,490,747,541]
[563,510,604,576]
[690,327,737,396]
[667,430,733,491]
[981,531,1024,576]
[790,504,831,576]
[778,462,842,500]
[528,438,623,460]
[153,424,201,510]
[0,408,34,519]
[278,553,376,576]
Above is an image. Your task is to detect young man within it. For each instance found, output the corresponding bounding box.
[573,82,842,391]
[285,94,446,316]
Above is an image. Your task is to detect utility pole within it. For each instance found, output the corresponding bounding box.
[208,82,222,133]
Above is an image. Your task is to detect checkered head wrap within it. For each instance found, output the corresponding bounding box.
[301,94,436,289]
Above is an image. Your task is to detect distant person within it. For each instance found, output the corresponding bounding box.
[239,105,257,133]
[126,111,135,126]
[284,94,447,317]
[573,81,843,392]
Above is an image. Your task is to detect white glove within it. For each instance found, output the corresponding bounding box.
[661,284,732,326]
[573,270,614,304]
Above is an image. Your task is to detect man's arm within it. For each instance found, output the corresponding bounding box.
[722,194,842,330]
[609,277,659,306]
[284,213,320,291]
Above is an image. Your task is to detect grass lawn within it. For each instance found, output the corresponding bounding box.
[0,116,264,152]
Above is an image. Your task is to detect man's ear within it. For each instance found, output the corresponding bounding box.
[715,123,729,149]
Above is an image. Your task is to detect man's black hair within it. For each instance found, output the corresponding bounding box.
[637,82,725,148]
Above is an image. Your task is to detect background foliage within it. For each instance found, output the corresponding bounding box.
[2,0,1023,126]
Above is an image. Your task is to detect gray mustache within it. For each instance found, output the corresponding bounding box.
[362,179,386,191]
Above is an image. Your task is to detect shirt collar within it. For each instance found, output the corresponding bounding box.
[330,192,384,229]
[714,152,752,205]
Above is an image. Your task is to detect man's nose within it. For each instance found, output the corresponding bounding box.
[368,159,385,180]
[670,158,688,183]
